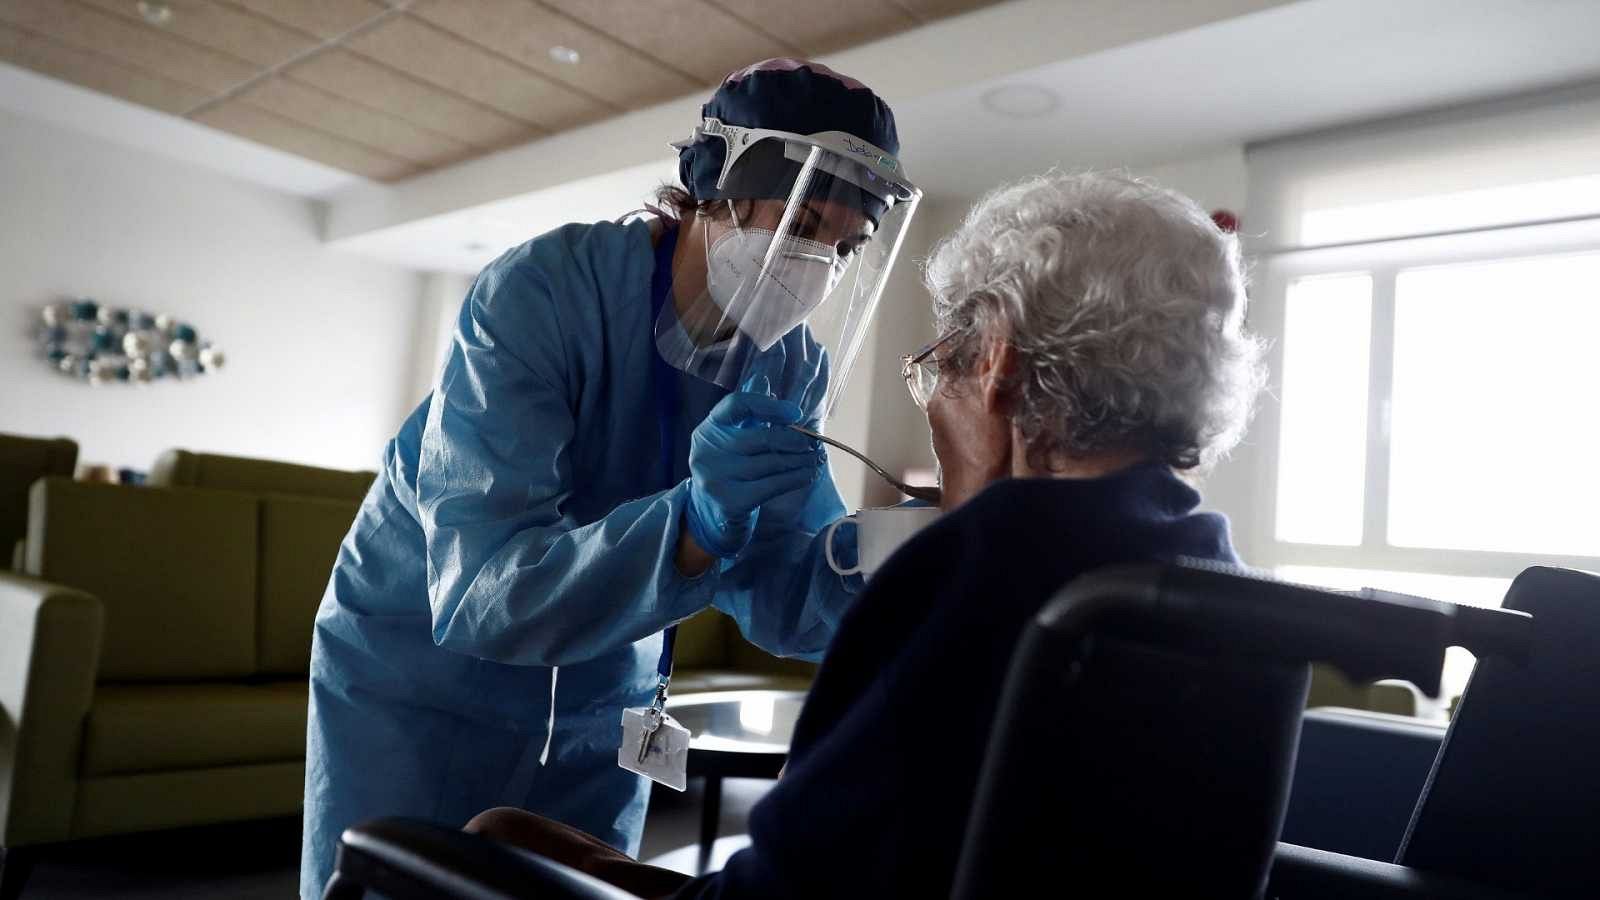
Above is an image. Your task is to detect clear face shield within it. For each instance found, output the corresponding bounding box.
[659,119,923,423]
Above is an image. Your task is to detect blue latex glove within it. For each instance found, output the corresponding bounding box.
[686,385,824,558]
[741,325,830,424]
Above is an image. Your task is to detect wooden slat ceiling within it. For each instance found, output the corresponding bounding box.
[0,0,999,182]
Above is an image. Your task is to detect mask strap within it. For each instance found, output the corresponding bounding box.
[703,200,743,268]
[702,213,714,278]
[726,198,744,233]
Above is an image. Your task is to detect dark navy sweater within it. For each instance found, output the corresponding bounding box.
[673,465,1237,899]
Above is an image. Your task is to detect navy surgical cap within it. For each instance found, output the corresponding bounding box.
[677,59,901,222]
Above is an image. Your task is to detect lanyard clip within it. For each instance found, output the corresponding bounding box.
[634,679,671,764]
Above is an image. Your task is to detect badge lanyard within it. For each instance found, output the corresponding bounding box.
[617,224,693,791]
[649,224,681,702]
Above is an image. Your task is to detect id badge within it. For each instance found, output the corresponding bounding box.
[618,706,690,791]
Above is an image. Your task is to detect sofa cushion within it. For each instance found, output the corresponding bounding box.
[673,608,818,685]
[151,449,374,501]
[28,478,258,680]
[1306,664,1418,716]
[73,761,305,839]
[728,633,820,682]
[672,608,731,670]
[258,494,358,675]
[1,432,77,569]
[82,681,308,776]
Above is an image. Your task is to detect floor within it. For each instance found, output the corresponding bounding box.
[19,778,773,899]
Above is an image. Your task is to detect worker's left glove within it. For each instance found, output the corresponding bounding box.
[685,388,825,559]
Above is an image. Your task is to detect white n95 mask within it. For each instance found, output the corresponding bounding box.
[654,126,923,421]
[706,225,844,352]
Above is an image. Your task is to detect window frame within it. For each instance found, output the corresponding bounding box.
[1247,216,1600,582]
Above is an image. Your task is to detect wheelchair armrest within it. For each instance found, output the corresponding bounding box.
[330,817,643,900]
[1268,843,1535,900]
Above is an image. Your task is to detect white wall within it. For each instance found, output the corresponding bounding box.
[1141,147,1250,219]
[404,271,475,411]
[1139,148,1262,555]
[0,108,423,473]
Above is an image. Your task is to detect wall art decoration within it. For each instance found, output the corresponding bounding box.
[35,299,225,386]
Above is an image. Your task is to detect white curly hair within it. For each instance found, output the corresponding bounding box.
[923,171,1265,471]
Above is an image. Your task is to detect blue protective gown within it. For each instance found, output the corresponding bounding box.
[300,219,858,899]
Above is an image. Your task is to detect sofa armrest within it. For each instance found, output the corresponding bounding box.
[1307,663,1418,716]
[0,572,103,846]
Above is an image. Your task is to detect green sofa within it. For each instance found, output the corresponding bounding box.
[671,608,819,695]
[0,448,820,892]
[1,433,78,571]
[1306,664,1417,716]
[0,474,360,889]
[149,449,375,500]
[141,449,815,692]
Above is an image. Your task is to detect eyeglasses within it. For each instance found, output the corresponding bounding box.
[901,330,963,410]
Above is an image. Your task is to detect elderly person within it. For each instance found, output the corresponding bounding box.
[461,170,1264,898]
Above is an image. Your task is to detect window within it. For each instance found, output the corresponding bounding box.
[1241,89,1600,706]
[1274,274,1371,546]
[1388,253,1600,557]
[1259,241,1600,703]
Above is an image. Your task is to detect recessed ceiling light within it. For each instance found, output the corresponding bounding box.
[136,0,173,26]
[548,45,581,65]
[980,84,1060,119]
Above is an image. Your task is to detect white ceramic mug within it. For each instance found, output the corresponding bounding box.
[824,505,943,577]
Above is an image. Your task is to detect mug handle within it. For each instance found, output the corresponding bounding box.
[824,515,861,577]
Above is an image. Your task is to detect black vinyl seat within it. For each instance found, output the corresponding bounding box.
[1269,565,1600,899]
[1397,566,1600,894]
[1280,707,1447,861]
[324,560,1533,900]
[949,560,1527,899]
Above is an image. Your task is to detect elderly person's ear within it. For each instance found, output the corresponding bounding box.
[974,333,1017,413]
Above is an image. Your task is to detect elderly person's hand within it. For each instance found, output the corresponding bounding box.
[907,171,1263,509]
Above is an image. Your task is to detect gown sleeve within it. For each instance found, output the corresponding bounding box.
[708,325,864,662]
[418,259,714,667]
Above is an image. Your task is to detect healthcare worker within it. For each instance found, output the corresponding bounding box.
[300,58,923,898]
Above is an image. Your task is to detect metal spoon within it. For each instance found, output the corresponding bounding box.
[788,424,942,504]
